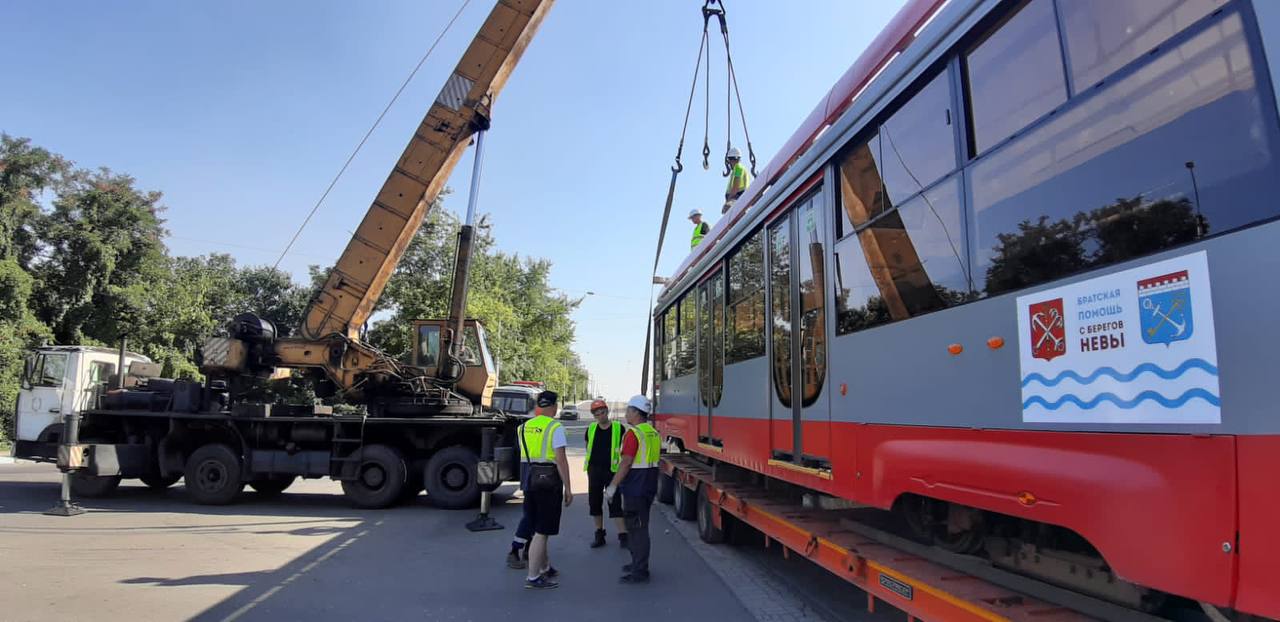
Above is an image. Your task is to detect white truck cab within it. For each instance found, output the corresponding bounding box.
[13,346,151,459]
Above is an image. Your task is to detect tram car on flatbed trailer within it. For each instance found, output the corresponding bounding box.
[653,0,1280,619]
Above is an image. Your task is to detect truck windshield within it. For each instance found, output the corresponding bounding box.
[492,393,533,415]
[28,353,68,388]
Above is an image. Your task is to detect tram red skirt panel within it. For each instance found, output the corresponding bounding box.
[655,413,1244,612]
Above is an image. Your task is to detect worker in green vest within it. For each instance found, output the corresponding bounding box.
[605,394,662,584]
[689,208,710,249]
[517,390,572,590]
[722,146,751,213]
[584,399,628,549]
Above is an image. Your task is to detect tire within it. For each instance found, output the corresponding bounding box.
[696,484,726,544]
[248,475,296,496]
[657,470,676,505]
[139,473,182,490]
[70,472,122,498]
[424,445,480,510]
[673,477,697,521]
[184,444,245,505]
[340,445,407,509]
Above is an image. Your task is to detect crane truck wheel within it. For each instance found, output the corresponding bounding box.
[696,484,726,544]
[70,472,122,498]
[657,470,676,505]
[341,445,407,509]
[184,443,246,505]
[248,475,296,496]
[673,477,698,521]
[140,474,182,490]
[424,445,480,510]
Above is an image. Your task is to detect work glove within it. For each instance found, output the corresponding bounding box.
[604,484,617,499]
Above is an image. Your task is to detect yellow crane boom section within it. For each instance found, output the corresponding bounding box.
[301,0,553,341]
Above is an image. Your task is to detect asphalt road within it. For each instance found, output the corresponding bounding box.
[0,419,888,622]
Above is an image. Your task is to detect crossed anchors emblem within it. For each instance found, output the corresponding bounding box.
[1032,306,1065,354]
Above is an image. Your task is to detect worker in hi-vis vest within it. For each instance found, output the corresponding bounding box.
[584,399,628,548]
[514,390,572,590]
[722,146,751,213]
[689,208,710,249]
[605,394,662,584]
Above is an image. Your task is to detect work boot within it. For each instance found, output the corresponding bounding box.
[621,564,632,573]
[590,529,607,548]
[506,549,526,570]
[619,572,650,584]
[618,532,629,548]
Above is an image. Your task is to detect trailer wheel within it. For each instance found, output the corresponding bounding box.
[672,477,697,521]
[70,472,122,498]
[184,444,245,505]
[424,445,480,510]
[341,445,407,509]
[140,474,182,490]
[657,470,675,505]
[696,484,726,544]
[249,475,296,496]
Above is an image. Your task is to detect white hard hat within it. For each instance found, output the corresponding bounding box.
[627,394,651,414]
[688,208,703,218]
[727,147,741,159]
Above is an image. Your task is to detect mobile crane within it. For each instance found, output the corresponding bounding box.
[12,0,555,510]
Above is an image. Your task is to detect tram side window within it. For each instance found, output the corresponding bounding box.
[1059,0,1227,90]
[972,12,1280,296]
[655,311,667,382]
[664,308,677,381]
[677,295,697,377]
[836,136,888,236]
[964,0,1067,155]
[880,70,956,207]
[726,228,766,363]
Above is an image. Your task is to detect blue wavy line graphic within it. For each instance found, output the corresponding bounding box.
[1022,389,1220,411]
[1020,359,1218,388]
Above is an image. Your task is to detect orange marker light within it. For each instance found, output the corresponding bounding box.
[987,336,1005,350]
[947,343,963,356]
[840,383,848,396]
[1017,491,1038,506]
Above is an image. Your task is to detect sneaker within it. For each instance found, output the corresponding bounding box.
[525,576,559,590]
[506,550,526,570]
[540,566,559,579]
[619,573,650,584]
[590,529,606,549]
[618,532,629,548]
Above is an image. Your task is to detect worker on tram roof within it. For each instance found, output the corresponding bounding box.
[606,394,662,584]
[722,146,751,214]
[689,208,710,249]
[585,399,628,549]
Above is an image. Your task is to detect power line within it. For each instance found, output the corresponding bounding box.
[271,0,474,269]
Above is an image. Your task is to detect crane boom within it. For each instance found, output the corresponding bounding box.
[302,0,553,341]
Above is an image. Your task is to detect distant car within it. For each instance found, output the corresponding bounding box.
[558,404,579,420]
[492,385,540,417]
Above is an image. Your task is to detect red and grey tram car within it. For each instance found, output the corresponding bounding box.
[653,0,1280,618]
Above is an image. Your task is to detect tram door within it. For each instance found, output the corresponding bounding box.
[767,191,831,466]
[696,271,724,445]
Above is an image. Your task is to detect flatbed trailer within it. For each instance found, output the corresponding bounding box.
[21,405,521,509]
[659,454,1174,622]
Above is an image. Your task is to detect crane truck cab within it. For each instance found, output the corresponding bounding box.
[412,318,497,407]
[12,345,151,461]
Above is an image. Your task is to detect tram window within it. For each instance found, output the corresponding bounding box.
[964,0,1067,155]
[664,308,677,380]
[881,71,956,207]
[1059,0,1226,90]
[834,236,892,336]
[972,13,1279,296]
[678,295,697,377]
[727,228,766,363]
[836,136,887,238]
[655,311,667,382]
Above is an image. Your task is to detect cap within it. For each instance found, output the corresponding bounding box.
[626,394,651,414]
[590,399,608,413]
[536,390,559,408]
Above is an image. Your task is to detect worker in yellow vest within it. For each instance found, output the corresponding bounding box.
[689,208,711,249]
[605,394,662,584]
[516,390,572,590]
[584,399,628,549]
[722,146,751,213]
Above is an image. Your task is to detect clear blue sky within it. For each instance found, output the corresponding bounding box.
[1,1,906,399]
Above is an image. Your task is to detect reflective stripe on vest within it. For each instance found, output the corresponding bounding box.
[519,415,561,464]
[630,422,661,469]
[691,222,707,248]
[584,421,625,472]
